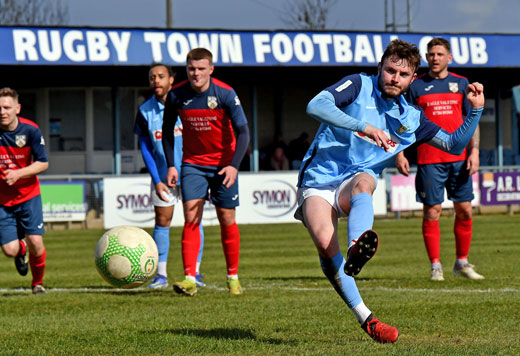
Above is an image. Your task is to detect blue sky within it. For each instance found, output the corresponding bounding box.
[67,0,520,34]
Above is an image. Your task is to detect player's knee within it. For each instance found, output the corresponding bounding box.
[353,177,375,195]
[1,243,18,257]
[25,235,45,255]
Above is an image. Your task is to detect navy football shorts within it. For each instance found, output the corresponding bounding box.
[181,164,239,208]
[0,195,45,245]
[415,161,474,206]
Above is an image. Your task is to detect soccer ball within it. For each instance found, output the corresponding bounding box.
[94,226,158,289]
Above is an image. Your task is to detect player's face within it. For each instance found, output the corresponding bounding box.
[426,45,452,76]
[0,96,21,131]
[378,56,417,98]
[186,58,214,93]
[149,65,173,102]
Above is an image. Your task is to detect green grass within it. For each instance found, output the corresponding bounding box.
[1,215,519,355]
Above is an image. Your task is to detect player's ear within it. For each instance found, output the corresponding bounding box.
[169,75,174,86]
[448,53,453,64]
[16,103,21,115]
[410,72,417,84]
[209,65,214,75]
[377,62,382,74]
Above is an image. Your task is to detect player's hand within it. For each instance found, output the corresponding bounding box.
[155,182,172,202]
[165,167,178,188]
[466,82,485,108]
[395,152,410,176]
[2,169,21,186]
[362,125,390,152]
[467,149,480,175]
[218,166,238,188]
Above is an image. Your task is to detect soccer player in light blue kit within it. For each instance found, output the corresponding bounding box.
[295,40,484,343]
[134,64,206,289]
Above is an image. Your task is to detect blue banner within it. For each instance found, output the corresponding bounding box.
[0,26,516,67]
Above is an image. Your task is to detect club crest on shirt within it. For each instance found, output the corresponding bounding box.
[448,82,459,93]
[15,135,27,147]
[207,96,218,109]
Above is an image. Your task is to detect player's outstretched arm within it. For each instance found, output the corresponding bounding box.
[306,91,367,132]
[428,82,485,156]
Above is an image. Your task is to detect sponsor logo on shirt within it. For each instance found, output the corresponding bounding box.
[15,135,27,147]
[183,99,193,106]
[40,136,45,145]
[234,96,241,106]
[207,96,218,109]
[424,85,434,92]
[354,131,399,153]
[154,130,162,141]
[448,82,459,93]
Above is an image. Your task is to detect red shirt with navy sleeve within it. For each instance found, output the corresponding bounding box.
[0,117,48,206]
[406,72,471,164]
[163,77,248,168]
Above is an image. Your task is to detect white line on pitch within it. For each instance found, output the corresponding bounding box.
[0,285,518,294]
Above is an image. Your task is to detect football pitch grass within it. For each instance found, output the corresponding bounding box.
[1,215,519,355]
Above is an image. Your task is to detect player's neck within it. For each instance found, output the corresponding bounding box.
[428,69,449,79]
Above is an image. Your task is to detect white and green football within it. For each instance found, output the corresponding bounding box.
[94,225,158,289]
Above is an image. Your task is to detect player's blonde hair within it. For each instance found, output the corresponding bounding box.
[0,87,19,102]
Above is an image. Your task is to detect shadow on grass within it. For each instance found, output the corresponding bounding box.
[165,327,293,345]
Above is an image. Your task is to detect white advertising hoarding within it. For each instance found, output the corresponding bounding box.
[390,174,480,212]
[103,173,387,228]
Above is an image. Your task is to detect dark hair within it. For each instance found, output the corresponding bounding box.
[186,48,213,65]
[427,37,451,53]
[380,39,421,73]
[0,87,19,102]
[149,63,175,77]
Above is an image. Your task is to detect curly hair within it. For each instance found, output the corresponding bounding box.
[380,40,421,73]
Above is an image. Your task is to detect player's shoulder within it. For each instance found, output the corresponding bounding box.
[447,71,469,84]
[172,79,190,91]
[19,117,39,128]
[211,77,233,91]
[325,73,364,94]
[139,95,158,111]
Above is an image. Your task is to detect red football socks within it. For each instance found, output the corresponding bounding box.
[182,222,201,277]
[454,217,472,260]
[221,222,240,276]
[18,239,26,256]
[422,220,441,264]
[30,248,46,287]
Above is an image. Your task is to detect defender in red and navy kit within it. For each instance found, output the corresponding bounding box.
[407,72,471,164]
[0,88,49,294]
[163,48,250,296]
[396,38,483,281]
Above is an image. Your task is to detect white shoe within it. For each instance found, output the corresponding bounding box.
[430,266,444,281]
[453,263,485,280]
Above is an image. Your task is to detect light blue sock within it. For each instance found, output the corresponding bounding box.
[153,226,170,263]
[347,192,374,247]
[320,252,362,308]
[197,224,204,264]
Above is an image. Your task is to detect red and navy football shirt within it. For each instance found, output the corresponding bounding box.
[163,77,248,168]
[406,72,471,164]
[0,117,48,206]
